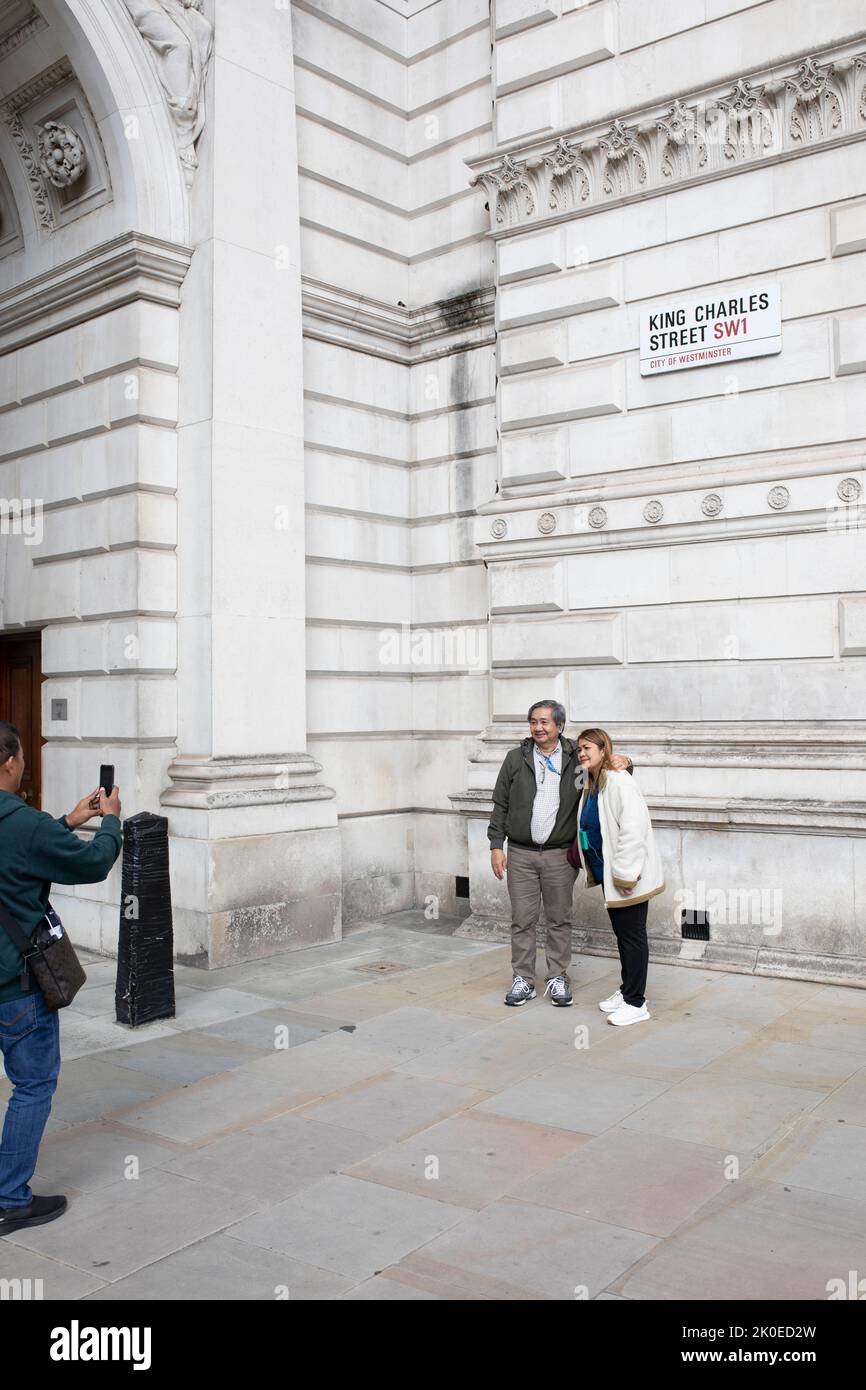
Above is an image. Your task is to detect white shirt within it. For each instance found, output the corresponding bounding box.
[530,739,562,845]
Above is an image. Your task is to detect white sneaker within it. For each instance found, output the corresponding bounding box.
[598,989,624,1013]
[607,1001,651,1027]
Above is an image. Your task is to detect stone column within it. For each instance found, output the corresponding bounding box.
[162,0,341,966]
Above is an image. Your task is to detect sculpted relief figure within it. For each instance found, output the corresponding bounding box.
[122,0,214,181]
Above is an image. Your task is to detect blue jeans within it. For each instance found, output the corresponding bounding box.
[0,991,61,1208]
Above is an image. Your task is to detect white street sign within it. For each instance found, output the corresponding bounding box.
[639,284,782,376]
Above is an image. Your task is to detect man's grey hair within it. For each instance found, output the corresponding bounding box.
[527,700,566,730]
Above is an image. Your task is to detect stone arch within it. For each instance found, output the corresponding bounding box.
[0,0,192,263]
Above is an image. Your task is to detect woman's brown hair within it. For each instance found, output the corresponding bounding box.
[577,727,615,792]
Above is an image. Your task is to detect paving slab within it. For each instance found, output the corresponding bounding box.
[83,1233,352,1301]
[5,1170,261,1282]
[393,1199,658,1300]
[200,1008,338,1052]
[344,1109,587,1210]
[617,1182,866,1301]
[51,1057,181,1126]
[340,1005,492,1061]
[34,1124,185,1194]
[396,1025,570,1091]
[765,1121,866,1203]
[157,1113,386,1202]
[701,1040,864,1091]
[755,1010,866,1056]
[92,1030,262,1085]
[0,1244,109,1299]
[300,1072,485,1142]
[228,1173,466,1281]
[114,1045,397,1145]
[477,1061,671,1135]
[620,1072,827,1156]
[604,1017,756,1077]
[813,1067,866,1125]
[505,1126,736,1236]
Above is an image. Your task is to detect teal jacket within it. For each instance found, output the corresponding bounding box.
[0,791,122,1004]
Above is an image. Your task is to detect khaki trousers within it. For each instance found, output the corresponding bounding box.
[506,844,577,985]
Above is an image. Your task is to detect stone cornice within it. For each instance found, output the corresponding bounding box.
[465,723,866,765]
[466,42,866,233]
[0,232,193,351]
[474,501,866,561]
[0,7,47,62]
[301,278,496,360]
[449,789,866,837]
[161,754,336,810]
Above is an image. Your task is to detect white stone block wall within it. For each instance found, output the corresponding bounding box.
[296,0,494,920]
[459,0,866,978]
[0,290,181,952]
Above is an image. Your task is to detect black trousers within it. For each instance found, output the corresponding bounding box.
[607,899,649,1007]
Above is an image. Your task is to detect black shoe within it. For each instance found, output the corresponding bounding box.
[543,975,573,1006]
[505,975,537,1006]
[0,1194,67,1236]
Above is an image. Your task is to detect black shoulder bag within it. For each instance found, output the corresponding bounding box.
[0,900,86,1010]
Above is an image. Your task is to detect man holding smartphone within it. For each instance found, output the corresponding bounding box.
[0,722,122,1235]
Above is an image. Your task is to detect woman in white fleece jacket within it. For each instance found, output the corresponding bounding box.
[572,728,664,1027]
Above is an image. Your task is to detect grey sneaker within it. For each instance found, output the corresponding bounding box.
[505,975,536,1006]
[543,975,573,1007]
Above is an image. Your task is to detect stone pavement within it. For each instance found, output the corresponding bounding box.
[1,909,865,1301]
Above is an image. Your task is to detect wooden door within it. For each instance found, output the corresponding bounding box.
[0,634,43,809]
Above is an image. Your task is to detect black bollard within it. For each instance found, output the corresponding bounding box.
[116,812,176,1026]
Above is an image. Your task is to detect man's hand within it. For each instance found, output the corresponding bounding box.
[66,790,101,829]
[610,754,631,772]
[618,884,634,896]
[98,786,122,819]
[491,848,507,880]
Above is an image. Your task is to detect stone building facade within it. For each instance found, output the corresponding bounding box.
[0,0,864,982]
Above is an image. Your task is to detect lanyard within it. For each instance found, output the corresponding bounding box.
[535,747,560,782]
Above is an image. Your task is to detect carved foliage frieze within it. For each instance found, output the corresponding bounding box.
[472,47,866,230]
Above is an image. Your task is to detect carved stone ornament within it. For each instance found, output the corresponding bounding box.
[588,506,608,529]
[837,477,863,503]
[701,493,723,518]
[537,511,557,534]
[469,43,866,234]
[599,119,647,197]
[122,0,214,183]
[643,500,664,524]
[472,152,535,226]
[37,120,87,188]
[658,100,707,180]
[3,108,53,229]
[543,137,590,212]
[490,517,508,538]
[714,78,774,161]
[786,57,842,143]
[767,486,790,511]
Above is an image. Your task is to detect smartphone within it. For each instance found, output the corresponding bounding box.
[99,764,115,796]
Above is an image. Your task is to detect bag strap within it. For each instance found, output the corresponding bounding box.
[0,898,39,956]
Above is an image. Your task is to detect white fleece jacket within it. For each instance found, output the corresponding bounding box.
[576,768,665,909]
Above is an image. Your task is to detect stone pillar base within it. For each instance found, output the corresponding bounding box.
[162,754,342,968]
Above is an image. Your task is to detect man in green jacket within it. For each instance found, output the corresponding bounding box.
[0,721,122,1235]
[488,700,630,1008]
